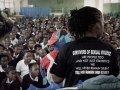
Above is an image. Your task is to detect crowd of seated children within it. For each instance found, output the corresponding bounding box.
[0,13,120,89]
[3,49,15,67]
[103,14,120,70]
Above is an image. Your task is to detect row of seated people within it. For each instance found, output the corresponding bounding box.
[0,14,69,90]
[0,54,49,90]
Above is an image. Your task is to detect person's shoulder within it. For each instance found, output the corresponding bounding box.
[17,59,24,63]
[60,41,76,51]
[23,74,29,79]
[16,59,24,66]
[98,39,115,49]
[63,41,76,47]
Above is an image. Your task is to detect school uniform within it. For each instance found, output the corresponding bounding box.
[11,38,18,45]
[13,52,23,65]
[8,60,16,67]
[22,73,46,90]
[37,38,43,44]
[33,19,39,22]
[1,78,21,90]
[0,65,7,88]
[0,72,6,88]
[40,42,48,49]
[16,33,20,40]
[16,59,36,78]
[34,53,42,64]
[5,46,14,55]
[0,65,5,72]
[31,32,36,36]
[8,52,22,67]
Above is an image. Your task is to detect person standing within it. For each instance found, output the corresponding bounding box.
[50,6,119,87]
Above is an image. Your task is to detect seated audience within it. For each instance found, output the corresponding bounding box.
[22,63,48,90]
[1,66,21,90]
[16,50,36,83]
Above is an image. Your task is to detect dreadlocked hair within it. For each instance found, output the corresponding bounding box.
[68,6,102,40]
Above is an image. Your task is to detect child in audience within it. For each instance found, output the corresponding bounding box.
[34,44,42,63]
[111,41,118,50]
[49,26,54,33]
[11,27,20,40]
[33,15,39,22]
[3,49,15,67]
[40,22,46,29]
[104,35,111,43]
[34,34,40,44]
[4,49,14,61]
[22,63,47,90]
[2,39,14,54]
[40,37,48,49]
[2,38,11,48]
[0,54,9,72]
[42,29,48,35]
[18,43,24,51]
[25,39,35,53]
[1,66,21,90]
[40,48,49,59]
[32,27,37,36]
[48,45,54,52]
[19,35,26,44]
[16,50,36,83]
[36,31,43,43]
[26,28,32,39]
[12,44,22,65]
[0,54,9,88]
[10,32,18,45]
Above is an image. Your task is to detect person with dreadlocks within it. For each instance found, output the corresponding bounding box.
[50,6,119,87]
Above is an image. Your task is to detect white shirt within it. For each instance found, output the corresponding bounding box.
[32,32,35,35]
[33,19,39,22]
[40,42,48,49]
[16,59,36,78]
[17,32,21,35]
[0,65,5,72]
[41,26,46,29]
[11,38,18,45]
[13,53,19,58]
[6,78,14,84]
